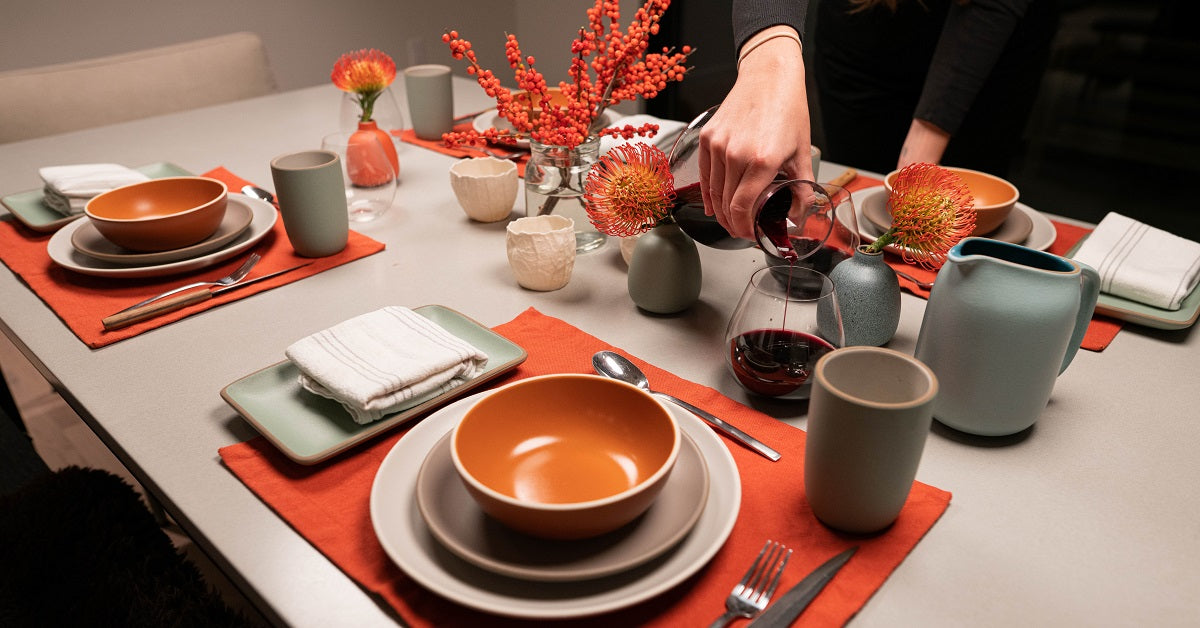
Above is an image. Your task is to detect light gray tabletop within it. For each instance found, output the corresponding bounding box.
[1,79,1197,627]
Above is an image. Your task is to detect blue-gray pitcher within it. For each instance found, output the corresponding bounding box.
[914,238,1100,436]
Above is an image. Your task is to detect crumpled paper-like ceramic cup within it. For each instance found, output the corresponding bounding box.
[449,157,518,222]
[506,215,575,291]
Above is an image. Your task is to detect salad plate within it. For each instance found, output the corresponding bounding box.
[370,390,740,619]
[1,162,191,232]
[221,305,527,464]
[46,193,275,278]
[415,428,708,582]
[70,199,253,265]
[472,109,620,149]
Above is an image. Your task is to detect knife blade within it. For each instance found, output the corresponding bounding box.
[101,262,311,330]
[748,546,857,628]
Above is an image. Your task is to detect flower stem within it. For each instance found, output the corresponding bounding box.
[865,227,898,254]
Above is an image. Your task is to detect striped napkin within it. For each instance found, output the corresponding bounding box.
[39,163,150,215]
[1071,212,1200,310]
[285,306,488,424]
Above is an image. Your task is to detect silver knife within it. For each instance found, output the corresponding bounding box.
[748,546,857,627]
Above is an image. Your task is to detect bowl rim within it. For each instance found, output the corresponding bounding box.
[449,156,517,179]
[84,176,229,223]
[450,373,681,512]
[883,166,1019,210]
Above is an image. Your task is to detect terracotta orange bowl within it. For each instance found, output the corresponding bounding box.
[885,166,1019,236]
[84,176,228,252]
[451,374,680,540]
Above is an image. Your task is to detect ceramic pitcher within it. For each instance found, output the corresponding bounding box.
[914,238,1099,436]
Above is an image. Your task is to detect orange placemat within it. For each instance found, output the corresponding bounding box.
[395,116,529,177]
[843,174,1123,351]
[219,308,951,627]
[0,167,385,348]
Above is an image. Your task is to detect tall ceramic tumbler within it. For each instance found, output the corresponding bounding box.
[804,346,938,534]
[403,64,454,141]
[270,150,350,257]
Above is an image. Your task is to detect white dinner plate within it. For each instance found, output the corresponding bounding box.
[472,109,620,149]
[848,186,1057,254]
[46,194,277,278]
[369,389,741,620]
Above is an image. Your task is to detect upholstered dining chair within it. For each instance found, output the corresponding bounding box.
[0,31,277,143]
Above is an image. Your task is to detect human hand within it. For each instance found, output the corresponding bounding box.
[897,119,951,170]
[699,32,812,240]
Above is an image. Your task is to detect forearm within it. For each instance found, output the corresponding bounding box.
[733,0,810,52]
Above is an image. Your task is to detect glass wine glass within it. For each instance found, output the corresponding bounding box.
[339,87,406,155]
[321,131,398,223]
[725,266,844,400]
[764,182,860,277]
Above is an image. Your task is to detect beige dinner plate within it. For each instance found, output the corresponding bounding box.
[69,199,253,265]
[861,187,1033,244]
[369,390,740,620]
[416,428,709,582]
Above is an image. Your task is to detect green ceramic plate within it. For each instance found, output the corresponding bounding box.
[1067,236,1200,330]
[220,305,528,464]
[1,162,192,232]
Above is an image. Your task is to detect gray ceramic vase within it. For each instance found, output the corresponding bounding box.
[828,246,901,346]
[627,223,702,314]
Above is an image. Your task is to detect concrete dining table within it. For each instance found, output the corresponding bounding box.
[1,77,1197,626]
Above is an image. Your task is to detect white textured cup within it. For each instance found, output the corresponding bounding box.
[449,157,518,222]
[506,215,575,291]
[804,346,937,533]
[404,64,454,141]
[811,145,822,182]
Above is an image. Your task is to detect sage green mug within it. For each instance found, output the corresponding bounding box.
[269,150,349,257]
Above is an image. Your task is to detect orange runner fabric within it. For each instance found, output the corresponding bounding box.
[0,167,385,348]
[842,175,1123,351]
[220,308,952,627]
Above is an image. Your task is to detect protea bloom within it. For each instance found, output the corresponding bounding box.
[583,143,675,237]
[331,49,397,122]
[866,163,976,268]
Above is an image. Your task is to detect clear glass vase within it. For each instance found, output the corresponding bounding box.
[524,136,606,253]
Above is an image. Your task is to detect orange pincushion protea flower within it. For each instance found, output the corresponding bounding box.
[331,49,397,122]
[866,163,976,269]
[583,143,675,237]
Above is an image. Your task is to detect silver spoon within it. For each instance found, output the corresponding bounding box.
[894,270,934,290]
[592,351,781,462]
[241,184,275,204]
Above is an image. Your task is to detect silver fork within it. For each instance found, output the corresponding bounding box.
[110,253,261,315]
[709,540,792,628]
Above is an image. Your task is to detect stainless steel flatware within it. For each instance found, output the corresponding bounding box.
[111,253,261,316]
[591,351,782,461]
[102,261,309,330]
[748,546,857,627]
[895,269,934,290]
[241,184,275,204]
[710,540,792,628]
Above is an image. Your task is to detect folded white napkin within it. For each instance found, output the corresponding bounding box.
[1071,212,1200,310]
[39,163,150,216]
[285,307,489,424]
[600,114,688,155]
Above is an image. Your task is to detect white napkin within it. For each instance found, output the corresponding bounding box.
[1071,212,1200,311]
[600,114,687,155]
[285,306,489,424]
[39,163,150,216]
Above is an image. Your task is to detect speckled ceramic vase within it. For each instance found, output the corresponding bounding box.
[828,246,901,346]
[627,223,702,314]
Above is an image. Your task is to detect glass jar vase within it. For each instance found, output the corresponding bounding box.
[524,136,605,253]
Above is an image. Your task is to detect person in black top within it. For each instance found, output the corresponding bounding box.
[699,0,1058,240]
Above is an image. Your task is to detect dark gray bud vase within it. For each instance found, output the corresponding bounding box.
[829,245,901,346]
[627,223,702,314]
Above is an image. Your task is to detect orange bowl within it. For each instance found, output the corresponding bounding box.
[885,166,1018,236]
[84,176,228,252]
[451,374,680,539]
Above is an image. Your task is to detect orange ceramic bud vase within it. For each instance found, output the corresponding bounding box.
[347,120,399,187]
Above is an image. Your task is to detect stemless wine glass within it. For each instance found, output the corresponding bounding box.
[764,182,860,276]
[321,131,398,223]
[725,266,845,400]
[339,87,406,146]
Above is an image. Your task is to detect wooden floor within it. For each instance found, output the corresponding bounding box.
[0,334,268,626]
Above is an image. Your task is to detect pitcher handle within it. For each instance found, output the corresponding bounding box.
[1060,261,1101,374]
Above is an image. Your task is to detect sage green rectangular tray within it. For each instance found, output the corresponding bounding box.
[1,162,191,232]
[220,305,527,464]
[1067,236,1200,330]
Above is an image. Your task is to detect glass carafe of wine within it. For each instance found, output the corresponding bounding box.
[666,105,849,264]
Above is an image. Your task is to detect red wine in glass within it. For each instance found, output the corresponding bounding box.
[728,328,836,397]
[669,182,796,253]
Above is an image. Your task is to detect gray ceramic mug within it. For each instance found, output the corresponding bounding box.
[404,64,454,141]
[804,346,938,533]
[270,150,349,257]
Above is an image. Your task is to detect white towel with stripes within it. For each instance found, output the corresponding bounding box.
[1071,212,1200,311]
[285,307,489,424]
[39,163,150,216]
